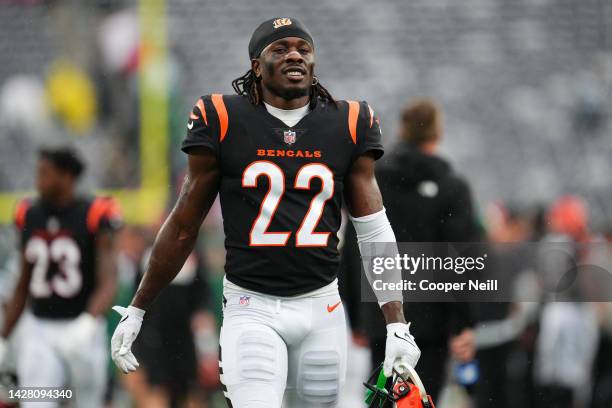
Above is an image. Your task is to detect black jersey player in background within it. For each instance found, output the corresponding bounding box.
[111,18,420,407]
[0,147,121,408]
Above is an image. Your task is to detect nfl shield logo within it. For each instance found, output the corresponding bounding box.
[283,130,297,145]
[239,296,250,306]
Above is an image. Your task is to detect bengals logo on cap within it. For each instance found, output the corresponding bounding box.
[273,18,292,29]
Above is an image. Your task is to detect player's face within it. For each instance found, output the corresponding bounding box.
[254,37,315,101]
[36,158,72,200]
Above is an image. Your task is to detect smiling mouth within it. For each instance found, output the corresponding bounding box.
[283,67,307,81]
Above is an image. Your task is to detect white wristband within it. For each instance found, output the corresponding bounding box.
[350,208,403,306]
[127,305,146,320]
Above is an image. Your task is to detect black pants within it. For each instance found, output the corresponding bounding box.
[370,338,448,402]
[591,332,612,408]
[475,344,511,408]
[534,385,574,408]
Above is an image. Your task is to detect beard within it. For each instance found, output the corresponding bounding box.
[266,83,310,100]
[263,60,312,101]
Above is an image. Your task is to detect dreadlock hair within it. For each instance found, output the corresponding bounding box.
[232,69,335,109]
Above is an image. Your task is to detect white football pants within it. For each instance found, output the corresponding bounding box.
[16,313,107,408]
[219,280,348,408]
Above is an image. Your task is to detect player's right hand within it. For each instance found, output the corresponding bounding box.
[111,305,145,374]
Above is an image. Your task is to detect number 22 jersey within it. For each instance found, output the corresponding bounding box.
[182,95,383,296]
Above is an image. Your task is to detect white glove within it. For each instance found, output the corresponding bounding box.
[384,322,421,377]
[0,336,7,368]
[111,305,144,374]
[55,313,98,358]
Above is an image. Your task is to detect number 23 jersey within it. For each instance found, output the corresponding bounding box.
[14,197,122,318]
[182,95,383,296]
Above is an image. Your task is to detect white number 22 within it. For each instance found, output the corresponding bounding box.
[242,161,334,247]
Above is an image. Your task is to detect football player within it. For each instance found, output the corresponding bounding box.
[111,18,420,407]
[0,147,122,408]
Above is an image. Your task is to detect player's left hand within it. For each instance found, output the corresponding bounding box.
[55,313,98,358]
[383,322,421,377]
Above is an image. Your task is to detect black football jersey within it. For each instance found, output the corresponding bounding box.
[14,196,122,318]
[182,94,383,296]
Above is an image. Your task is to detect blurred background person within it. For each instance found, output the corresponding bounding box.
[0,147,122,408]
[473,202,540,408]
[532,196,600,408]
[0,247,20,408]
[342,99,482,403]
[117,208,219,408]
[590,225,612,408]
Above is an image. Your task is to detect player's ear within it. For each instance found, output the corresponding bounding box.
[251,59,261,77]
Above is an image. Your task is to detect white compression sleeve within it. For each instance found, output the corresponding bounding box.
[350,208,403,306]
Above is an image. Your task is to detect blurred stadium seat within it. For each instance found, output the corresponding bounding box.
[165,0,611,223]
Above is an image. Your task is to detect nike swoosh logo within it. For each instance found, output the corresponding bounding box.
[187,121,194,130]
[327,301,342,313]
[394,332,413,344]
[119,315,129,324]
